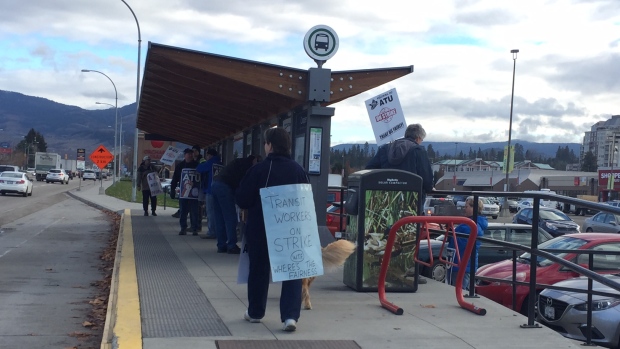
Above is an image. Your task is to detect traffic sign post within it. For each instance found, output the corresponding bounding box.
[90,145,114,195]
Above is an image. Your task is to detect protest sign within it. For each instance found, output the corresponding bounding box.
[160,146,181,166]
[260,184,323,282]
[179,168,200,199]
[146,172,164,196]
[365,88,406,146]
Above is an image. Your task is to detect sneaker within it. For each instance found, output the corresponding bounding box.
[178,230,187,235]
[418,276,428,284]
[283,319,297,332]
[200,235,216,239]
[144,211,148,216]
[192,230,198,236]
[227,245,241,254]
[151,211,157,216]
[244,310,261,323]
[217,248,227,253]
[172,212,180,218]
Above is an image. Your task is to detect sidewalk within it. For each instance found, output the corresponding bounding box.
[68,181,581,349]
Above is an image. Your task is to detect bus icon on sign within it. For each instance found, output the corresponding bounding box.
[315,34,329,51]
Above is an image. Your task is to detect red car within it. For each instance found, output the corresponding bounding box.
[475,233,620,315]
[326,203,346,238]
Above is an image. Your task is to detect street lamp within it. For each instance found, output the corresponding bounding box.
[121,0,142,202]
[502,49,519,216]
[81,69,118,185]
[453,142,458,191]
[96,102,122,180]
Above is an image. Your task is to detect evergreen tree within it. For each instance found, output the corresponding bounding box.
[581,151,597,172]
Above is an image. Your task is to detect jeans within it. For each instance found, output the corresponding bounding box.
[211,180,239,250]
[206,193,217,237]
[179,198,199,231]
[447,269,471,291]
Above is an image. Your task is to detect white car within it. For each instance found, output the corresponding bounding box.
[0,171,33,197]
[82,170,97,181]
[46,169,69,184]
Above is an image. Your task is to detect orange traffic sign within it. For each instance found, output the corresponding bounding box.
[90,145,114,170]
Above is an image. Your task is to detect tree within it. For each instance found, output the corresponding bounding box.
[427,144,435,161]
[514,143,525,162]
[581,151,597,172]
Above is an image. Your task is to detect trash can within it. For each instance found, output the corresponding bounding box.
[343,169,423,292]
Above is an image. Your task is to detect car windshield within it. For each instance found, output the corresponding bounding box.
[0,172,22,179]
[84,171,94,174]
[519,236,588,267]
[327,206,340,213]
[540,210,570,221]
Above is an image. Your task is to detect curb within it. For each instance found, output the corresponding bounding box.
[100,211,125,349]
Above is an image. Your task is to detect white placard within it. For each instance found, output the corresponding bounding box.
[147,172,164,196]
[260,184,324,282]
[160,146,181,166]
[365,88,407,146]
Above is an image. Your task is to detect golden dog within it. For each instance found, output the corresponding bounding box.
[301,239,356,310]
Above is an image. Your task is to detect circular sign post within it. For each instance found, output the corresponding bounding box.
[303,25,339,67]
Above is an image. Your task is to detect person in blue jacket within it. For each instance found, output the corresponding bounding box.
[235,127,308,332]
[446,196,488,290]
[196,148,222,239]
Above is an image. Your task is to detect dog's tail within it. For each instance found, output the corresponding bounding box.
[321,240,356,269]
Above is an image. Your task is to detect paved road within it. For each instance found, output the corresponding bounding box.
[0,183,112,349]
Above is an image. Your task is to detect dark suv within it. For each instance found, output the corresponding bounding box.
[512,207,580,237]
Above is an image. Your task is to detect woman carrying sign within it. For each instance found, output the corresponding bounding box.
[235,127,309,332]
[137,155,158,216]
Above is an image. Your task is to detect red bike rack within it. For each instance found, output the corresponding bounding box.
[378,216,487,316]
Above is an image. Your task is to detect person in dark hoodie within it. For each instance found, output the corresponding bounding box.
[365,123,434,203]
[446,196,488,291]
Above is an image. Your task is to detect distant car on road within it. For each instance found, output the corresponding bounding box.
[0,171,33,197]
[513,207,580,237]
[46,169,69,184]
[82,170,96,181]
[0,165,20,174]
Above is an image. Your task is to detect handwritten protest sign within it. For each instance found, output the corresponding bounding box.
[160,146,181,166]
[146,172,164,196]
[179,168,200,199]
[260,184,323,282]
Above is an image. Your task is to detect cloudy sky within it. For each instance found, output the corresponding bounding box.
[1,0,619,145]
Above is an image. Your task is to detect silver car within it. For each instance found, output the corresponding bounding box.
[538,275,620,348]
[583,212,620,234]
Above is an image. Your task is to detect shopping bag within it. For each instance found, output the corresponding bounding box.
[146,172,164,196]
[259,183,323,282]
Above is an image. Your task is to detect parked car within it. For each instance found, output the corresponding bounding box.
[46,169,69,184]
[513,207,580,237]
[82,170,96,181]
[507,199,520,213]
[0,171,33,197]
[326,202,346,238]
[424,197,457,216]
[516,199,534,212]
[583,212,620,234]
[0,165,20,174]
[538,274,620,349]
[417,223,553,282]
[475,233,620,315]
[27,168,36,176]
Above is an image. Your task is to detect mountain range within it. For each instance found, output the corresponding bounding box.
[0,90,580,160]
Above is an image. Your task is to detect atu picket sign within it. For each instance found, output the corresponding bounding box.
[260,183,323,282]
[365,88,406,146]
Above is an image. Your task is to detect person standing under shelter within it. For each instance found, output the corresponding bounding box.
[196,148,222,239]
[137,155,158,216]
[170,148,200,235]
[446,196,487,290]
[236,127,309,332]
[211,154,258,254]
[193,145,206,231]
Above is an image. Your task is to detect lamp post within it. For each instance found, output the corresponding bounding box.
[453,142,458,191]
[81,69,118,185]
[96,102,122,181]
[502,49,519,217]
[609,133,618,201]
[121,0,142,202]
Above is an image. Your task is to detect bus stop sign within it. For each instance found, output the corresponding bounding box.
[304,25,339,62]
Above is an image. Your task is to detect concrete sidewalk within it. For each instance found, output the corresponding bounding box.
[68,181,580,349]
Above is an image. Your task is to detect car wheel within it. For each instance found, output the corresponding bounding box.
[46,181,50,183]
[492,215,498,219]
[1,192,5,196]
[424,260,446,282]
[22,190,27,197]
[28,187,32,196]
[586,228,593,232]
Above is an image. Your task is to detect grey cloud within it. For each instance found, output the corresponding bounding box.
[454,9,520,26]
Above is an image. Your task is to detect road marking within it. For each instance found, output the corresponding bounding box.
[0,217,63,259]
